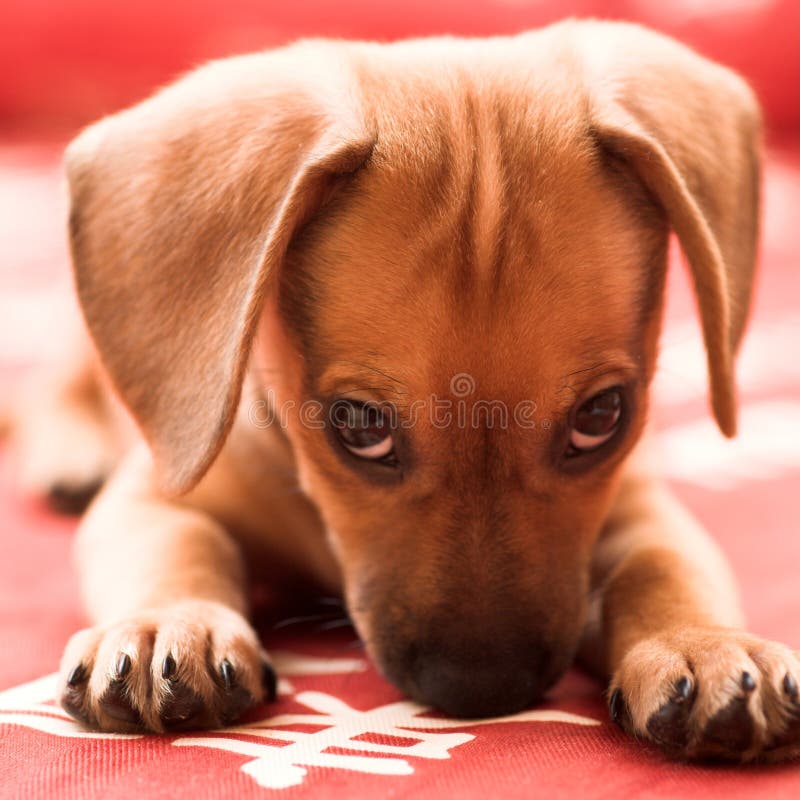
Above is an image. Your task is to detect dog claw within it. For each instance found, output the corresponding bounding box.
[61,686,90,724]
[161,654,177,680]
[220,659,235,690]
[673,676,693,702]
[114,652,132,679]
[67,663,86,687]
[608,688,623,724]
[262,661,277,702]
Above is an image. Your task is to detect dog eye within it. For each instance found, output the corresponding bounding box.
[568,388,623,455]
[331,400,395,462]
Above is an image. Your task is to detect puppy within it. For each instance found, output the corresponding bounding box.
[15,19,800,761]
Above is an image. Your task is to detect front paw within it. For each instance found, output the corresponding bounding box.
[609,627,800,762]
[57,600,277,733]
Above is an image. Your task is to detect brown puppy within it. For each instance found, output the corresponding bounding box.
[15,20,800,761]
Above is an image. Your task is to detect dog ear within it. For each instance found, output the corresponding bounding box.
[583,23,761,437]
[66,46,374,494]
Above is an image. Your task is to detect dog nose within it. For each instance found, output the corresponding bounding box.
[412,652,548,718]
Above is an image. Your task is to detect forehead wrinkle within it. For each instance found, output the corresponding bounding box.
[354,94,485,297]
[453,88,479,295]
[472,93,510,294]
[446,86,530,307]
[368,80,515,307]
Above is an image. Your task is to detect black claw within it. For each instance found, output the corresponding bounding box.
[99,681,141,724]
[60,686,90,725]
[115,652,132,679]
[674,676,693,703]
[161,682,205,731]
[703,695,754,754]
[67,664,86,687]
[220,659,235,690]
[608,688,623,724]
[784,673,798,700]
[262,661,277,703]
[161,654,177,681]
[741,671,756,693]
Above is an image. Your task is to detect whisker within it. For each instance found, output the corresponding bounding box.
[316,618,354,632]
[272,611,343,630]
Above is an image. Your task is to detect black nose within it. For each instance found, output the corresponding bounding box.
[411,651,550,718]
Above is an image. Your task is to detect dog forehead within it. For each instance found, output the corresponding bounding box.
[288,92,658,392]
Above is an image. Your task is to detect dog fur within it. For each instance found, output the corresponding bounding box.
[9,19,800,761]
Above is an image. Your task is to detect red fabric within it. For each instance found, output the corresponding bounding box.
[0,0,798,137]
[1,144,800,796]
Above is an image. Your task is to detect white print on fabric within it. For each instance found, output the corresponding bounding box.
[0,652,600,790]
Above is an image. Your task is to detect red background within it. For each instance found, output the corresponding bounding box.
[1,0,798,139]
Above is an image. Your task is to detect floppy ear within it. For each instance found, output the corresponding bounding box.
[580,22,761,437]
[66,45,374,494]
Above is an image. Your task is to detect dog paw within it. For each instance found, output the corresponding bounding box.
[12,396,118,514]
[609,627,800,762]
[57,601,277,732]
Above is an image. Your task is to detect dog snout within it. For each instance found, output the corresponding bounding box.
[385,638,557,719]
[415,656,543,718]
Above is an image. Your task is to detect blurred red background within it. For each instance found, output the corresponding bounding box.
[1,0,798,142]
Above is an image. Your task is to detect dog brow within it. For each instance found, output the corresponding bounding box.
[565,360,619,378]
[338,360,406,389]
[557,358,639,405]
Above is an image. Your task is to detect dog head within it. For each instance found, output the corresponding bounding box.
[66,21,760,717]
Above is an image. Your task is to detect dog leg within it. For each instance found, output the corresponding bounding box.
[586,468,800,762]
[57,446,274,732]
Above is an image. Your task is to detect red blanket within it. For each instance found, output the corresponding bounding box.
[1,143,799,797]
